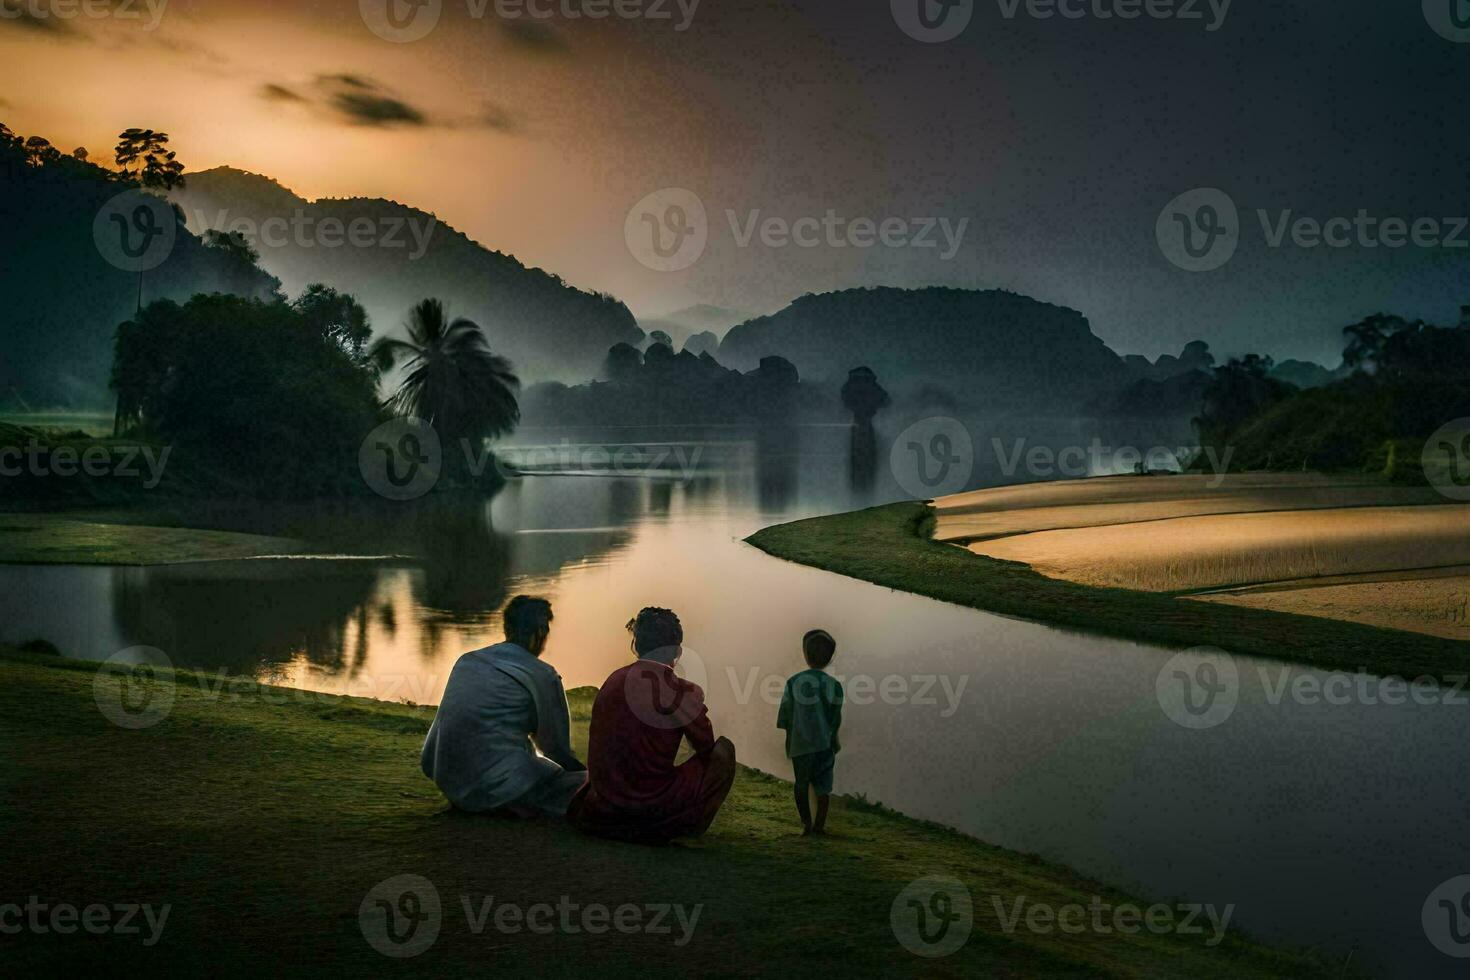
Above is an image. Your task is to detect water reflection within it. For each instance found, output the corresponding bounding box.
[849,420,878,495]
[17,422,1463,975]
[753,424,800,514]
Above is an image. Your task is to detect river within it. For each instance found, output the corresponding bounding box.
[2,422,1466,977]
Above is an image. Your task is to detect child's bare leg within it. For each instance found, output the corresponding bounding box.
[813,794,830,834]
[794,775,813,832]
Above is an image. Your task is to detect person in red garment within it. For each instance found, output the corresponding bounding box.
[567,607,736,844]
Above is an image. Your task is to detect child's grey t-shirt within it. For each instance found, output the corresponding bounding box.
[776,668,844,758]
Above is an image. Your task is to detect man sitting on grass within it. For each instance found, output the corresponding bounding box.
[567,607,736,844]
[421,595,587,817]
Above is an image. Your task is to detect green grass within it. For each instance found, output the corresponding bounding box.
[0,648,1342,978]
[0,513,313,565]
[747,502,1470,683]
[0,411,114,436]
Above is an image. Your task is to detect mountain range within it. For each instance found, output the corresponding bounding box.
[170,168,643,384]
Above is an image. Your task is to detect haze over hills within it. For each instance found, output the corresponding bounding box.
[1,149,279,411]
[717,287,1139,413]
[170,168,643,384]
[2,146,1341,425]
[637,304,756,353]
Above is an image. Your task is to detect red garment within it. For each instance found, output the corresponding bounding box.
[567,659,735,843]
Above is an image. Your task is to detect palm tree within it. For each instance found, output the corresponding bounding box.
[370,299,521,472]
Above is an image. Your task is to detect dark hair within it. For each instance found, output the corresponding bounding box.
[802,629,836,668]
[627,607,683,656]
[503,595,553,648]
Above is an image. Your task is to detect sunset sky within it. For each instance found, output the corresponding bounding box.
[4,0,1470,364]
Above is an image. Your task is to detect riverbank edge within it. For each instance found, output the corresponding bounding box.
[0,646,1345,978]
[745,502,1470,684]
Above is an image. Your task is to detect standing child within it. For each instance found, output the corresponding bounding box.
[776,629,843,835]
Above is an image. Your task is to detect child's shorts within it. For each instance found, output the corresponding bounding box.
[792,749,836,795]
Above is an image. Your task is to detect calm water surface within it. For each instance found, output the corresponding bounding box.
[2,423,1466,977]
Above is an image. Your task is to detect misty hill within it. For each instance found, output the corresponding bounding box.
[1193,316,1470,480]
[1121,340,1216,382]
[638,304,755,352]
[171,168,641,383]
[0,129,279,410]
[1269,359,1339,389]
[717,287,1132,412]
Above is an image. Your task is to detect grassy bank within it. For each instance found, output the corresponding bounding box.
[0,513,314,565]
[0,648,1338,978]
[746,502,1470,683]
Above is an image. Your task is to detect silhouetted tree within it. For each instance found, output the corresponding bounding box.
[370,299,521,469]
[111,294,381,495]
[603,342,642,382]
[295,284,373,367]
[1193,354,1291,453]
[23,136,60,167]
[1342,313,1411,373]
[115,128,185,190]
[841,366,891,423]
[644,341,676,369]
[750,355,800,421]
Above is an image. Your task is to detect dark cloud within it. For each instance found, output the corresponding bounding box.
[268,74,432,128]
[260,83,304,103]
[258,74,458,129]
[329,90,426,127]
[317,73,373,90]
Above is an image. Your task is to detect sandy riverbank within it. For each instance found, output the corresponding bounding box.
[935,473,1469,639]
